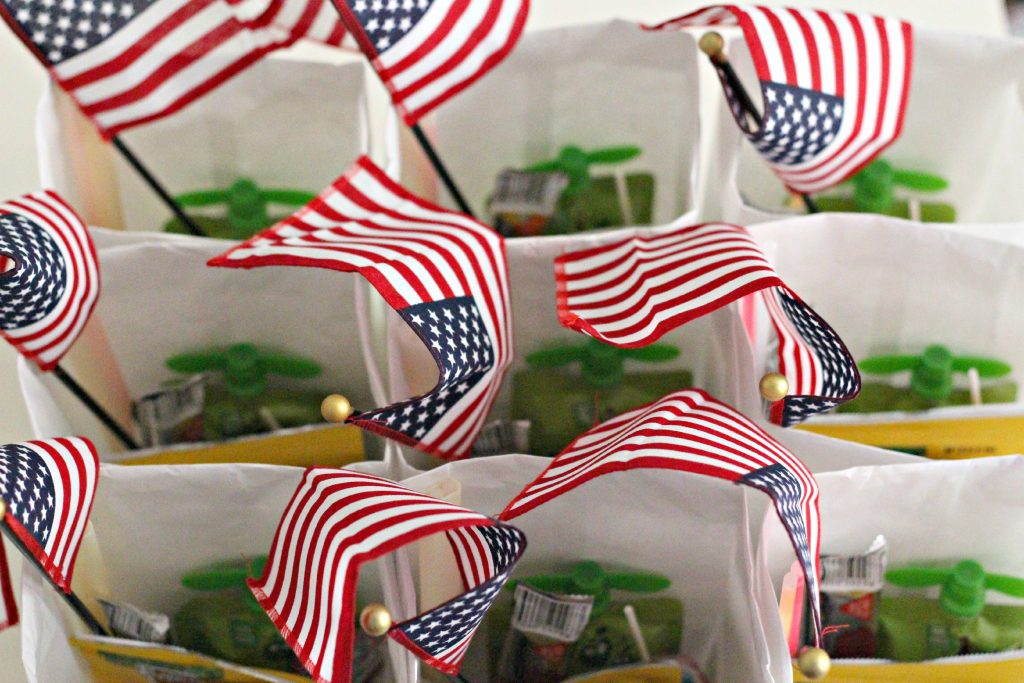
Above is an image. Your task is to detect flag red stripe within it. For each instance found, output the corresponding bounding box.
[789,8,821,91]
[379,0,470,80]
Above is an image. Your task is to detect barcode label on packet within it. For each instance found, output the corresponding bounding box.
[489,170,568,216]
[99,599,170,643]
[511,583,593,643]
[472,420,531,457]
[820,534,888,592]
[133,374,207,447]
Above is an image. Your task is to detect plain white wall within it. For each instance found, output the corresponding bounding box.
[0,2,1009,682]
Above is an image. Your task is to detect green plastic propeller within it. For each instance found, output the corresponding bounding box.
[525,145,642,196]
[526,338,680,390]
[166,343,322,398]
[859,345,1011,403]
[511,560,671,618]
[886,560,1024,619]
[851,159,948,214]
[175,178,316,239]
[181,555,268,611]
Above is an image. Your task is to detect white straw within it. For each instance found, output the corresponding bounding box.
[968,367,983,406]
[623,604,651,663]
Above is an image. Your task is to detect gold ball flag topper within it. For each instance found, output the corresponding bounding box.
[797,647,831,680]
[321,394,353,423]
[699,31,725,61]
[759,372,790,402]
[359,603,393,637]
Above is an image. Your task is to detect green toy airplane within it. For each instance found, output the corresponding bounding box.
[163,178,315,240]
[494,145,655,237]
[512,338,691,455]
[489,560,683,681]
[165,343,327,442]
[838,345,1015,413]
[812,159,955,222]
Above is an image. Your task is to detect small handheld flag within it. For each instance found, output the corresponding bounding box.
[553,223,860,424]
[648,5,913,195]
[0,191,98,371]
[330,0,530,216]
[334,0,529,126]
[210,156,512,460]
[249,468,526,683]
[0,0,346,138]
[0,192,139,448]
[0,437,99,593]
[500,388,824,642]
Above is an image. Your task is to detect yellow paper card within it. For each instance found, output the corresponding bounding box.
[799,414,1024,460]
[72,636,309,682]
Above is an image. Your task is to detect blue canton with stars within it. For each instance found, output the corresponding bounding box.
[396,523,525,664]
[739,464,818,623]
[0,213,67,333]
[359,296,493,442]
[717,71,845,166]
[0,444,56,548]
[346,0,434,54]
[2,0,156,65]
[775,288,860,426]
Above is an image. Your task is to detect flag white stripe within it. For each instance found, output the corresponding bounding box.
[399,0,522,115]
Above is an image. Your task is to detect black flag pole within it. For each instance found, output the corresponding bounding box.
[698,32,819,214]
[0,504,108,636]
[409,123,476,217]
[111,137,207,236]
[51,365,139,450]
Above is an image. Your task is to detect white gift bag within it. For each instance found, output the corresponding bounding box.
[385,218,914,472]
[746,213,1024,458]
[18,462,304,682]
[761,455,1024,678]
[35,52,375,232]
[424,20,703,226]
[400,453,789,682]
[715,28,1024,225]
[17,228,381,460]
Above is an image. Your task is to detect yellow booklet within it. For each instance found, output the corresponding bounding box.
[793,652,1024,682]
[72,636,309,682]
[113,423,365,467]
[799,411,1024,460]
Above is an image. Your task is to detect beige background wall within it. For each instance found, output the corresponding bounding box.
[0,1,1010,681]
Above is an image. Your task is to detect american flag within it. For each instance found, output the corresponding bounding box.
[334,0,529,125]
[0,0,347,138]
[248,468,526,683]
[0,191,99,372]
[0,437,100,593]
[761,286,859,426]
[554,223,858,423]
[555,223,783,348]
[0,541,16,633]
[209,156,511,461]
[648,5,913,194]
[499,388,823,641]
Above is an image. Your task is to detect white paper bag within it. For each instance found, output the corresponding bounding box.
[425,20,702,225]
[17,228,382,458]
[746,214,1024,445]
[715,28,1024,225]
[400,453,789,682]
[35,52,374,232]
